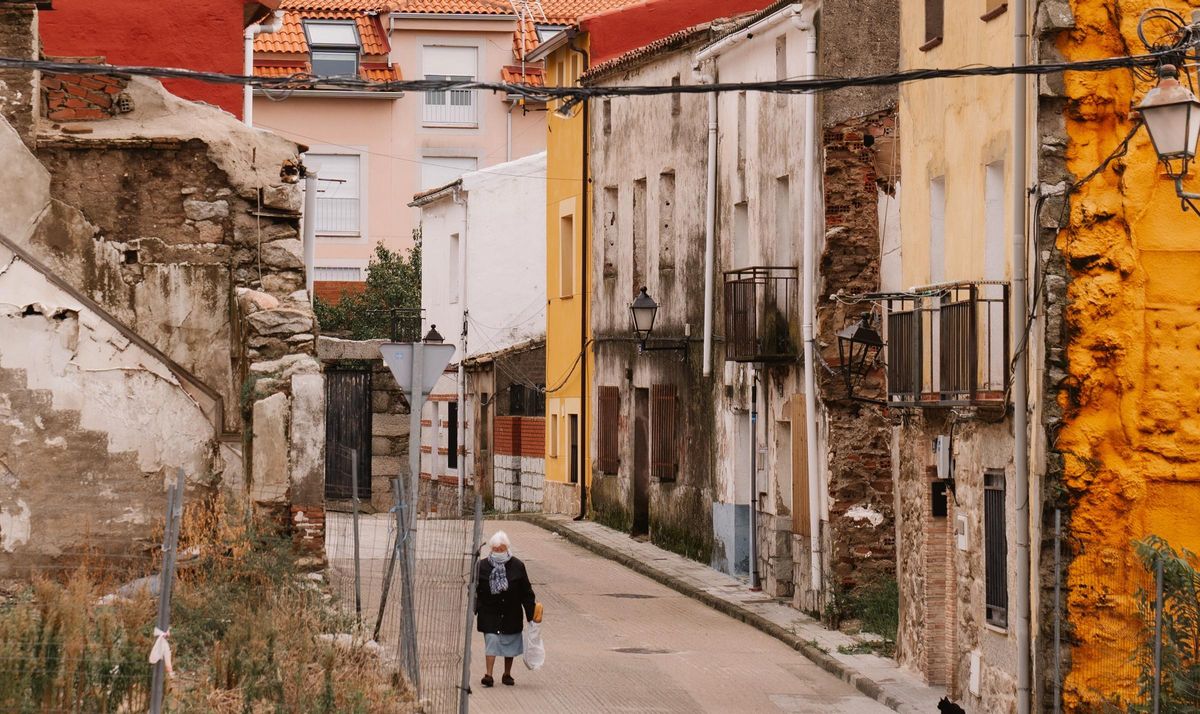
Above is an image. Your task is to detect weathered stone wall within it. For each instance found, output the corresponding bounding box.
[0,2,36,148]
[816,110,899,596]
[26,77,307,432]
[587,38,717,563]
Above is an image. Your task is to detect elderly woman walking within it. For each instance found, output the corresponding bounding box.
[475,530,537,687]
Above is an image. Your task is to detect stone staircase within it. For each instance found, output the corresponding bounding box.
[0,364,161,575]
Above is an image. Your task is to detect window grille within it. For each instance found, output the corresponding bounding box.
[985,469,1008,628]
[650,384,678,481]
[597,386,620,474]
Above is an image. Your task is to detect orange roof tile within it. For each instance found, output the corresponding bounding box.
[256,8,391,55]
[254,61,402,82]
[391,0,512,14]
[279,0,398,10]
[500,64,544,86]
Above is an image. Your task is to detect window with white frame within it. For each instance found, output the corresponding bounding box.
[307,153,362,237]
[423,45,478,126]
[304,20,360,78]
[420,156,477,191]
[313,266,364,282]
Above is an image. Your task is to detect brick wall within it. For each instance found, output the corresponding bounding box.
[313,280,366,304]
[816,107,898,594]
[494,415,545,457]
[41,57,130,122]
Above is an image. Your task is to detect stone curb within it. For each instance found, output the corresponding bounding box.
[511,513,916,714]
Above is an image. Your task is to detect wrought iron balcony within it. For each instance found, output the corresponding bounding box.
[884,281,1009,407]
[723,266,799,363]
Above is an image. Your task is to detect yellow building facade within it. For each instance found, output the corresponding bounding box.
[1052,1,1200,708]
[535,33,592,516]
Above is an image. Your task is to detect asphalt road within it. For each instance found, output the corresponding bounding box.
[466,520,893,714]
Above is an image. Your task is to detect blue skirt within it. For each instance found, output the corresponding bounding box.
[484,632,523,657]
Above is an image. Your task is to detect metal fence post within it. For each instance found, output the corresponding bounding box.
[395,474,421,694]
[351,448,363,628]
[149,469,185,714]
[1153,554,1165,714]
[459,495,483,714]
[1054,509,1062,714]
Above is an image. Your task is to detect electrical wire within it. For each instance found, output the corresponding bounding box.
[4,48,1173,105]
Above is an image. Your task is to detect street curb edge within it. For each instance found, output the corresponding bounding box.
[512,513,914,714]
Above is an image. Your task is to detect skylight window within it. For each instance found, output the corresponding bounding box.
[303,20,361,78]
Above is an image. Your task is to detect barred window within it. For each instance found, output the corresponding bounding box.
[597,387,620,474]
[650,384,679,481]
[985,469,1008,628]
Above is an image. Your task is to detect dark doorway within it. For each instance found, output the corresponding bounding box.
[569,413,580,484]
[324,369,372,500]
[448,401,459,469]
[632,388,650,536]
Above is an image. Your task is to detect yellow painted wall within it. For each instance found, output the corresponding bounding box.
[1055,1,1200,708]
[544,36,593,491]
[898,3,1014,287]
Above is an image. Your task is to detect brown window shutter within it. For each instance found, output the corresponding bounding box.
[597,386,620,474]
[651,384,678,481]
[924,0,944,43]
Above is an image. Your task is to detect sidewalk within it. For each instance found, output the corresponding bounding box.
[517,513,944,714]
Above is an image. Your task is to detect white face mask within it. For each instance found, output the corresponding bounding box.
[489,550,512,564]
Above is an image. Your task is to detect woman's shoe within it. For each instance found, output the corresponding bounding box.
[481,675,494,687]
[502,674,515,686]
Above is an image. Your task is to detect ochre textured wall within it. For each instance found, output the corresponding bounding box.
[1054,1,1200,708]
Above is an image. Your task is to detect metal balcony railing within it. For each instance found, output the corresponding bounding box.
[316,197,360,236]
[423,90,478,126]
[884,281,1010,407]
[722,266,799,363]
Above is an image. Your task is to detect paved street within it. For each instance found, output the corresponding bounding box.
[467,520,893,714]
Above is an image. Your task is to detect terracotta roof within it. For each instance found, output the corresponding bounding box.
[254,61,402,82]
[279,0,398,10]
[256,10,391,54]
[391,0,513,14]
[500,64,544,86]
[580,22,714,83]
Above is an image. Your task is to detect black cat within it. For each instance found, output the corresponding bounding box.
[937,697,966,714]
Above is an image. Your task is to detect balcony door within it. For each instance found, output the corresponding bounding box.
[422,45,478,127]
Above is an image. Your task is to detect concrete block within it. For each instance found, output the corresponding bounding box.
[251,392,289,503]
[289,374,324,504]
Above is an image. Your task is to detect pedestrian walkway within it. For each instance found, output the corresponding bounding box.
[517,514,945,714]
[468,520,896,714]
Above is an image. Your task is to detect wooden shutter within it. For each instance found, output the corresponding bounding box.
[597,386,620,474]
[650,384,678,481]
[924,0,944,43]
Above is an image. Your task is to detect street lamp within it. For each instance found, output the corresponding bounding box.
[629,287,687,357]
[836,313,884,401]
[423,324,445,343]
[1138,64,1200,215]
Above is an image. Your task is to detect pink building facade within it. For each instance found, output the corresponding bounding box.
[254,0,578,292]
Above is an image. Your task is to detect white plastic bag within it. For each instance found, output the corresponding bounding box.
[522,622,545,670]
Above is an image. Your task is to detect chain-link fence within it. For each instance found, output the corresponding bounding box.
[324,443,481,713]
[1053,510,1200,713]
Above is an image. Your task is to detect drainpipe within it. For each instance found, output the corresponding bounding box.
[302,169,318,303]
[506,98,518,162]
[568,32,590,520]
[455,186,468,514]
[701,72,717,376]
[1012,0,1032,709]
[243,11,284,126]
[798,15,822,595]
[749,372,760,589]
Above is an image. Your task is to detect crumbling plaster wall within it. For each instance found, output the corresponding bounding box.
[1037,0,1200,709]
[0,245,216,575]
[23,77,309,430]
[587,42,716,561]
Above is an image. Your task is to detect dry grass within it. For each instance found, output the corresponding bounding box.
[0,494,416,713]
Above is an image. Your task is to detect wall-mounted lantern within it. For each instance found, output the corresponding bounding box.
[630,287,687,357]
[1137,63,1200,215]
[836,313,884,401]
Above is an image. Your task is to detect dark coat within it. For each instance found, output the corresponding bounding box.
[475,556,536,636]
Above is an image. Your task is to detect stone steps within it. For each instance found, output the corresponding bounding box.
[0,364,163,576]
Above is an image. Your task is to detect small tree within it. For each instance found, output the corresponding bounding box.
[1131,535,1200,712]
[314,235,422,340]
